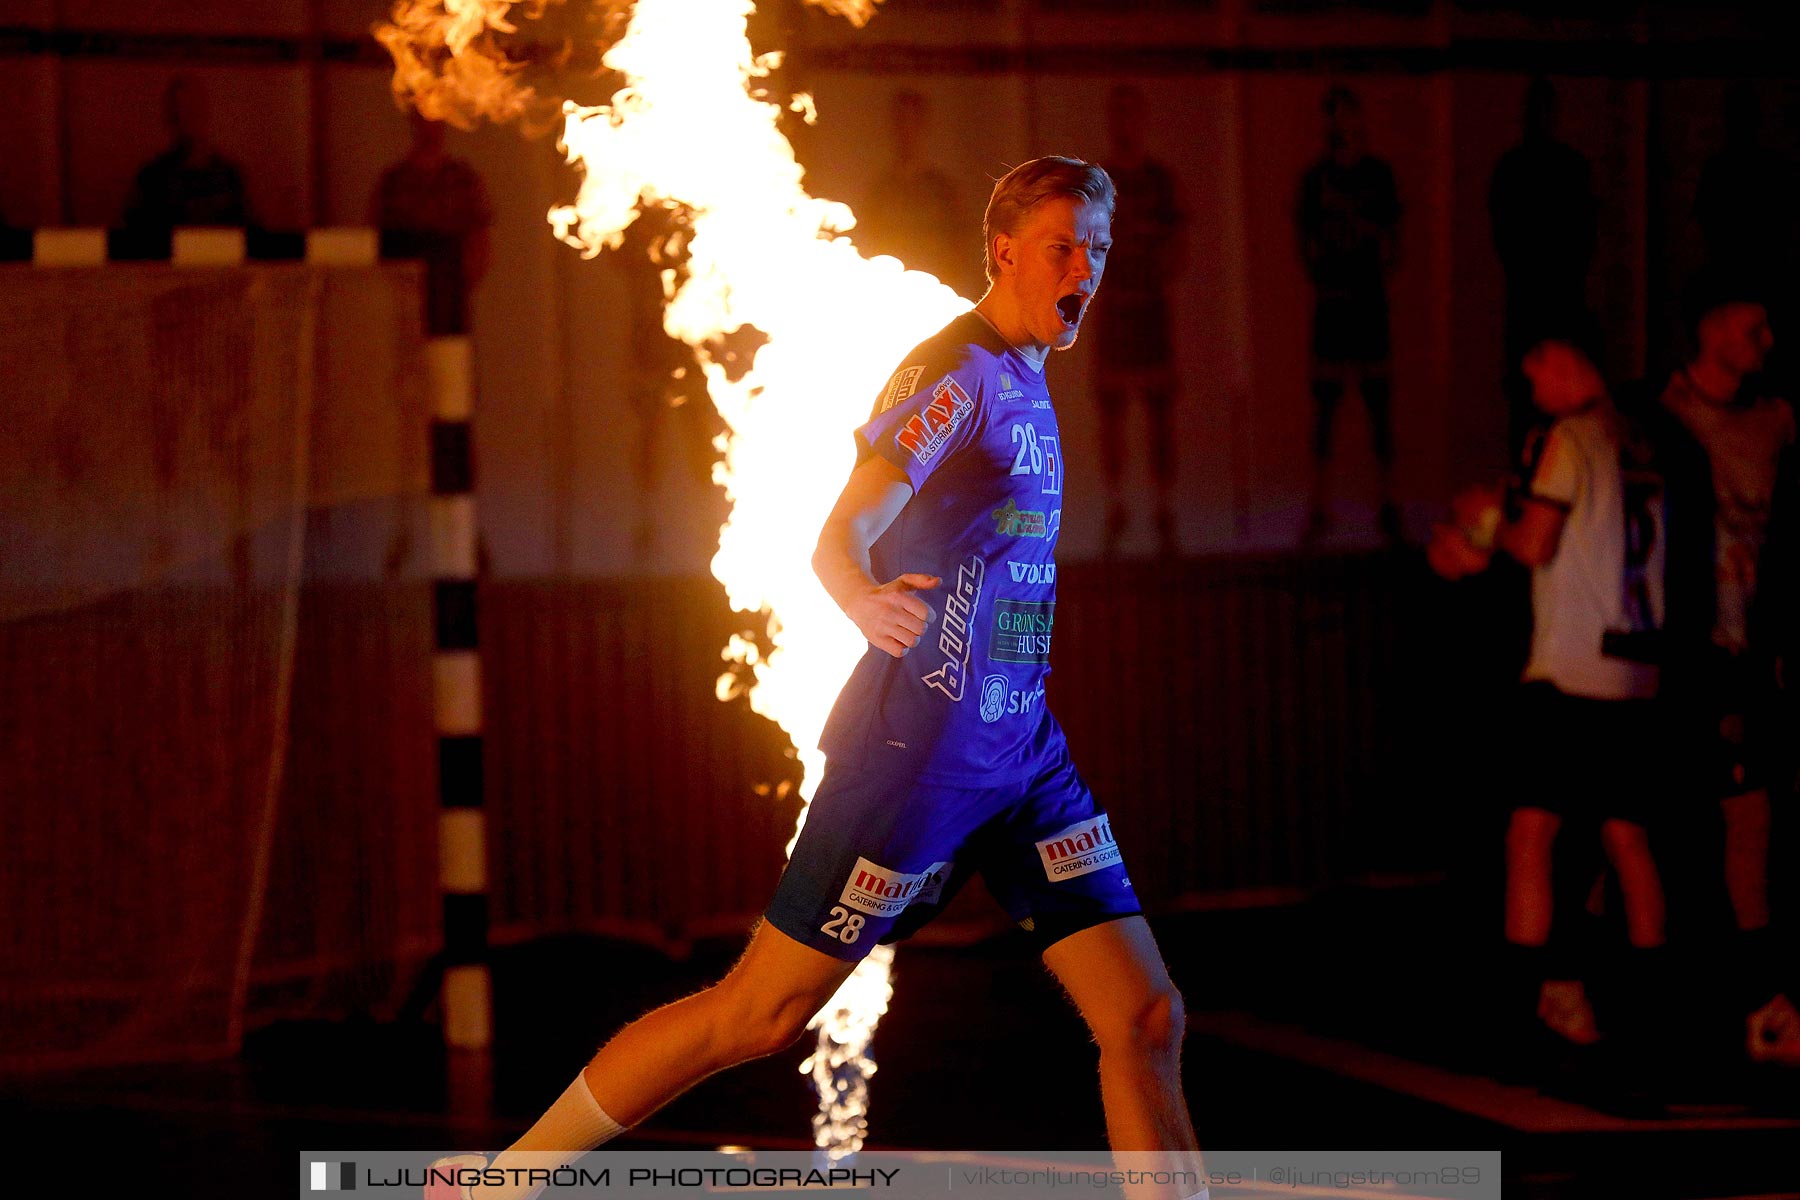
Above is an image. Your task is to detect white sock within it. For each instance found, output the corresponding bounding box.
[469,1070,625,1200]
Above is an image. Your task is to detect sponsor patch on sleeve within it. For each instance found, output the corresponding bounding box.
[895,377,974,465]
[877,365,925,413]
[1035,817,1122,881]
[839,857,953,916]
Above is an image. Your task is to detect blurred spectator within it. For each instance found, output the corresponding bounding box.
[123,75,252,230]
[1093,83,1189,559]
[1697,85,1798,398]
[614,204,724,564]
[1696,85,1794,292]
[1296,85,1403,547]
[1658,277,1800,1064]
[1489,77,1600,459]
[371,108,493,336]
[1429,341,1673,1055]
[855,89,970,295]
[1750,402,1800,1070]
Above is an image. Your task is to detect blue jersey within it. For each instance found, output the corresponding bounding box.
[818,311,1068,785]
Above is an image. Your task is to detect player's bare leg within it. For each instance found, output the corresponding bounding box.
[1362,368,1401,543]
[462,921,855,1200]
[1503,806,1560,947]
[1597,817,1664,949]
[1503,806,1597,1043]
[1302,370,1344,545]
[1717,788,1799,1061]
[1721,788,1772,932]
[580,919,855,1123]
[1042,915,1202,1200]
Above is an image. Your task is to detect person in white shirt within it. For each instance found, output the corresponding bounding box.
[1430,340,1672,1054]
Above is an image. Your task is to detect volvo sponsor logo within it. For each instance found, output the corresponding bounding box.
[1006,561,1055,584]
[921,555,984,701]
[1035,817,1123,881]
[840,856,951,916]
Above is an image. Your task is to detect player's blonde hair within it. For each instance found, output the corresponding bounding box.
[982,156,1115,284]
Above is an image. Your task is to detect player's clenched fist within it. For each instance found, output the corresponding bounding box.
[847,573,940,658]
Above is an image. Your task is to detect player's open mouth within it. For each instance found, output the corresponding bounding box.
[1055,292,1087,328]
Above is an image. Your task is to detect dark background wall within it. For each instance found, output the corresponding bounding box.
[6,1,1798,573]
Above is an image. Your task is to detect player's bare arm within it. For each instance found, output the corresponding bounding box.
[811,453,940,658]
[1496,496,1566,567]
[1426,480,1566,579]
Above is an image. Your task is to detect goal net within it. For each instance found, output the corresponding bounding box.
[0,262,439,1073]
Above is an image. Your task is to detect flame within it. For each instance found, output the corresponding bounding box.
[374,0,542,129]
[376,0,971,1157]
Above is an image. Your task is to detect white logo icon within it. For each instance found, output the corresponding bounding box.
[979,674,1009,723]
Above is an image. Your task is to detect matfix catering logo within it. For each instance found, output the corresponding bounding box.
[989,598,1053,663]
[895,376,973,464]
[921,555,984,701]
[840,856,952,916]
[1036,816,1123,881]
[877,365,925,413]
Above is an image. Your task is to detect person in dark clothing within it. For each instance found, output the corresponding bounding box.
[1652,277,1799,1066]
[123,75,251,230]
[1297,85,1403,547]
[1696,84,1798,400]
[1094,84,1189,559]
[371,108,493,337]
[1489,77,1601,461]
[855,89,971,296]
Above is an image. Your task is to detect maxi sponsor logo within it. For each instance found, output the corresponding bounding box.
[877,364,924,413]
[921,554,984,700]
[1006,561,1055,584]
[1035,816,1122,880]
[895,376,973,464]
[840,856,951,916]
[992,498,1061,540]
[989,598,1054,663]
[978,673,1046,724]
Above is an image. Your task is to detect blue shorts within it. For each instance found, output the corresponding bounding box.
[763,741,1142,962]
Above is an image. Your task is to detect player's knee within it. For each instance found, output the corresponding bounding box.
[1598,818,1652,865]
[1096,983,1186,1062]
[1722,791,1772,839]
[714,976,821,1060]
[1505,808,1559,861]
[739,1006,815,1060]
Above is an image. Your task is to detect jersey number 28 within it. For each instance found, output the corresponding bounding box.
[821,905,865,944]
[1010,423,1045,476]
